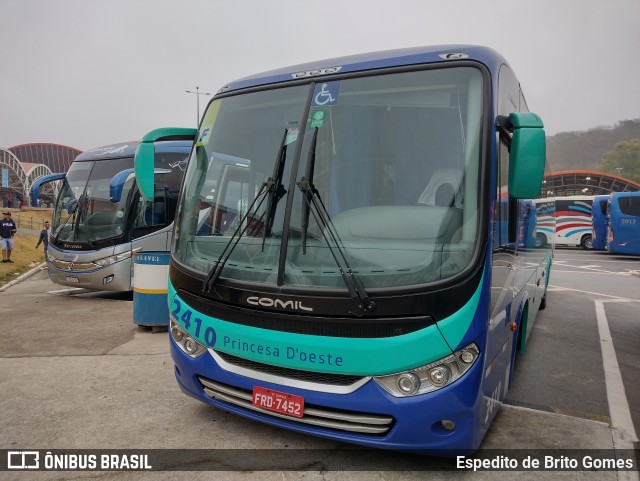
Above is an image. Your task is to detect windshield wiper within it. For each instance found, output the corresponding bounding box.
[202,130,291,293]
[53,193,88,244]
[261,129,289,250]
[300,127,318,255]
[297,177,376,316]
[202,180,273,293]
[53,205,77,244]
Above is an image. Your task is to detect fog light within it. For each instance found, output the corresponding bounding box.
[171,325,184,342]
[429,366,451,387]
[460,350,474,364]
[440,419,456,431]
[184,337,198,354]
[396,372,420,394]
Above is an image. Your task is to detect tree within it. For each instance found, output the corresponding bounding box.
[598,139,640,182]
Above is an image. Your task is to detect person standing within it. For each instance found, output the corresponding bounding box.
[35,220,50,263]
[1,211,17,263]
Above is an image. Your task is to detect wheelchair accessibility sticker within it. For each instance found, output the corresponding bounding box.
[312,82,340,107]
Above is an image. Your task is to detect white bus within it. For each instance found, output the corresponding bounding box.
[536,195,594,249]
[33,137,193,291]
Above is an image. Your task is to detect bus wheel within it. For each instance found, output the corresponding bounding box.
[581,235,593,250]
[539,295,546,310]
[535,234,547,248]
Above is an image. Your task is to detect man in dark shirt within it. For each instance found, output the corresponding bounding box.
[1,211,18,263]
[35,220,50,263]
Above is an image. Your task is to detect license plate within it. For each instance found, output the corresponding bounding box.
[65,276,79,283]
[252,386,304,418]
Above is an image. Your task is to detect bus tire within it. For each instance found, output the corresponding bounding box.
[535,233,547,248]
[581,234,593,250]
[539,295,546,310]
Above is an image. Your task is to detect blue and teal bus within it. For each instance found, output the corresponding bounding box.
[606,192,640,255]
[135,45,552,454]
[33,140,192,291]
[591,195,609,251]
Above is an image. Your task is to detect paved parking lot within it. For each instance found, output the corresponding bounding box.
[0,249,638,480]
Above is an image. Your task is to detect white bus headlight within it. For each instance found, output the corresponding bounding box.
[397,372,421,394]
[93,250,133,267]
[170,316,207,358]
[374,343,479,397]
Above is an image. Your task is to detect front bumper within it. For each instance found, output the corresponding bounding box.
[170,339,487,455]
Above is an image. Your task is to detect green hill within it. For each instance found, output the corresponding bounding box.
[546,119,640,175]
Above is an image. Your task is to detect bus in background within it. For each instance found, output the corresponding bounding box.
[496,199,539,249]
[33,138,192,291]
[591,194,609,251]
[607,192,640,255]
[539,195,594,249]
[135,45,552,454]
[533,198,555,248]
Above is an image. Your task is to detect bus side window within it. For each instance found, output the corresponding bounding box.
[132,190,167,229]
[496,136,519,247]
[494,139,508,247]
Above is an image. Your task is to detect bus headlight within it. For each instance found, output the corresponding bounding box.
[93,248,141,267]
[373,343,479,397]
[170,316,207,358]
[397,372,421,394]
[93,250,133,267]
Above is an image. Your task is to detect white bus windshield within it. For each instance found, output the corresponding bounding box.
[175,66,484,290]
[52,157,134,244]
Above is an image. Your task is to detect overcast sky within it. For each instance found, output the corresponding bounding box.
[1,0,639,151]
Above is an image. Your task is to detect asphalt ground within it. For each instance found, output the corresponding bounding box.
[0,248,638,480]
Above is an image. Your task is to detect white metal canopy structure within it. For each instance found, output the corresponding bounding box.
[0,147,55,205]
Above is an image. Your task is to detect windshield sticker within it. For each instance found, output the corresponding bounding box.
[285,121,299,145]
[168,156,189,171]
[90,145,129,156]
[197,125,213,145]
[312,82,340,107]
[197,101,222,146]
[309,110,326,128]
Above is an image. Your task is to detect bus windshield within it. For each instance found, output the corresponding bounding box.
[175,66,484,290]
[52,156,134,244]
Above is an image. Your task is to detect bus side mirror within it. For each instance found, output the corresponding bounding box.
[30,172,66,207]
[134,127,197,201]
[109,168,136,203]
[502,112,546,199]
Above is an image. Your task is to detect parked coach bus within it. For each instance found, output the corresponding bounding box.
[33,139,192,291]
[607,192,640,255]
[535,195,594,249]
[591,194,609,251]
[135,45,553,454]
[533,198,555,248]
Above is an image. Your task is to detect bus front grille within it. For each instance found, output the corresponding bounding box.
[198,377,395,435]
[49,258,98,271]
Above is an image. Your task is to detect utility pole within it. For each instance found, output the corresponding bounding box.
[185,86,211,125]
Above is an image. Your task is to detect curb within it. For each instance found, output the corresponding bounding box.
[0,262,47,293]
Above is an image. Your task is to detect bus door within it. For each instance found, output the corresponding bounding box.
[591,195,609,251]
[489,134,518,407]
